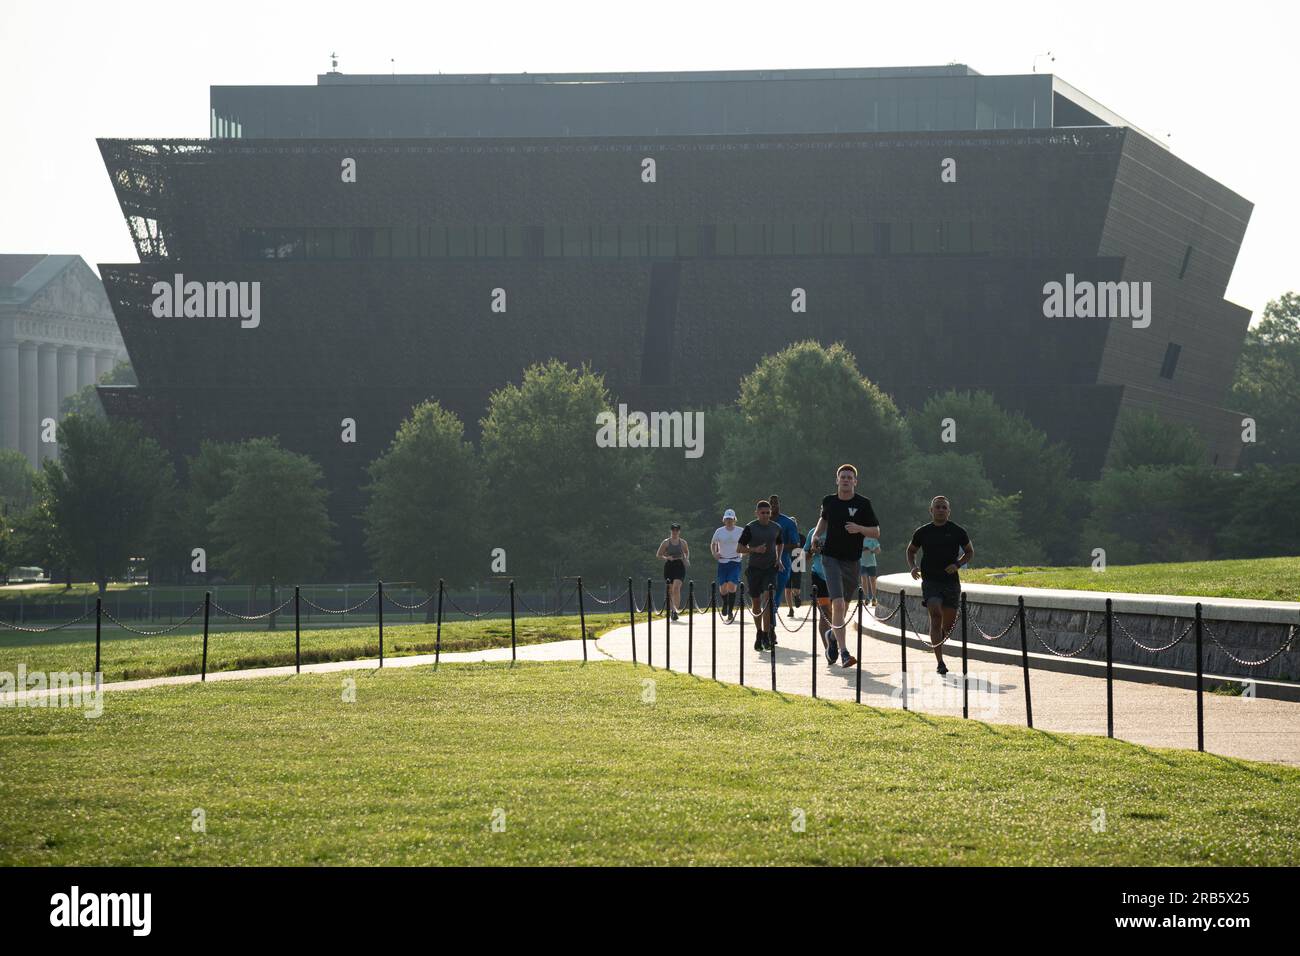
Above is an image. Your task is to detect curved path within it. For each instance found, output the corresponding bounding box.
[593,606,1300,767]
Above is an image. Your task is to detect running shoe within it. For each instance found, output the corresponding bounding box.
[840,653,857,668]
[670,610,679,622]
[937,661,949,676]
[824,633,838,665]
[754,632,764,652]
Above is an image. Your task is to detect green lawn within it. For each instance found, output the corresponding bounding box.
[1,661,1296,865]
[966,557,1300,602]
[0,613,624,683]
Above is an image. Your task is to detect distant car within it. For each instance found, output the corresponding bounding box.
[6,566,47,584]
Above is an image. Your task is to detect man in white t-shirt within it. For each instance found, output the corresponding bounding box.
[710,508,743,622]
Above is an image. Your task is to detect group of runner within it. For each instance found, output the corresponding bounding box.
[655,463,975,675]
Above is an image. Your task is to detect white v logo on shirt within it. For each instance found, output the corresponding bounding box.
[848,508,857,516]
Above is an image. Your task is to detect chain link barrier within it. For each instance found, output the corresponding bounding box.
[1113,613,1194,653]
[1201,620,1298,668]
[101,603,205,636]
[1025,615,1106,659]
[0,608,95,634]
[513,587,579,617]
[298,591,378,616]
[382,591,436,611]
[441,593,511,619]
[583,586,631,607]
[212,595,297,621]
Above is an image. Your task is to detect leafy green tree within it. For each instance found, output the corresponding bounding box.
[967,493,1047,568]
[1082,466,1221,565]
[1107,409,1206,469]
[41,414,175,595]
[209,439,335,627]
[1218,465,1300,558]
[716,341,915,565]
[480,360,669,587]
[908,390,1081,563]
[59,361,137,419]
[1232,292,1300,466]
[364,401,483,596]
[0,450,37,515]
[178,440,246,579]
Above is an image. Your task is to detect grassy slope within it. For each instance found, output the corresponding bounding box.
[0,614,625,683]
[2,662,1297,866]
[965,557,1300,602]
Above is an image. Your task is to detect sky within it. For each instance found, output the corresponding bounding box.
[1,0,1294,320]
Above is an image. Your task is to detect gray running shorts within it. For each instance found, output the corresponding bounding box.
[821,556,861,602]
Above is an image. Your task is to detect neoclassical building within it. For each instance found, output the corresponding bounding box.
[0,255,128,467]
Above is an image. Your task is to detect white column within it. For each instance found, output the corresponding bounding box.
[37,345,59,465]
[19,343,38,468]
[94,350,114,381]
[1,343,19,455]
[58,346,79,410]
[77,348,97,390]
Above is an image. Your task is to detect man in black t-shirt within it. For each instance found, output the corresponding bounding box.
[808,464,880,669]
[907,496,974,676]
[737,499,784,652]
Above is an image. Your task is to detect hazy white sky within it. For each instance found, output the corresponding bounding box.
[1,0,1293,319]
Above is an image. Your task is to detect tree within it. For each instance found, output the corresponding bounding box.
[0,450,37,515]
[177,440,246,579]
[967,494,1047,568]
[716,341,915,567]
[1082,466,1220,565]
[1232,292,1300,466]
[479,360,668,586]
[364,401,483,596]
[1218,465,1300,558]
[41,414,175,595]
[209,439,335,627]
[1107,409,1206,469]
[59,361,138,420]
[908,390,1081,563]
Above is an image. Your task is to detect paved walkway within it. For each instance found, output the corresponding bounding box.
[594,608,1300,767]
[6,610,1298,767]
[0,639,591,704]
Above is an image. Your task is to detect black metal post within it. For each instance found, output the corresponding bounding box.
[664,579,671,671]
[898,596,908,711]
[738,582,745,686]
[435,580,444,666]
[1105,598,1114,738]
[201,592,210,682]
[378,580,384,667]
[687,580,694,675]
[1018,596,1033,729]
[769,583,777,692]
[710,581,716,680]
[628,577,637,665]
[1195,602,1204,752]
[899,589,908,708]
[509,580,517,662]
[856,588,864,704]
[646,580,653,668]
[811,582,818,699]
[94,596,102,678]
[578,577,588,662]
[293,586,300,674]
[960,592,968,719]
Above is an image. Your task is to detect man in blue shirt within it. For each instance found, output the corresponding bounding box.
[768,494,800,635]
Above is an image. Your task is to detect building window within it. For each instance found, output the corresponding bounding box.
[1160,342,1182,379]
[1179,244,1193,279]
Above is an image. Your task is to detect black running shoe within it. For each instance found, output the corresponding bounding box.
[754,632,764,652]
[937,662,949,676]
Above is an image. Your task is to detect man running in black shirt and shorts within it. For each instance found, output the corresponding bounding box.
[907,496,974,676]
[737,499,783,652]
[809,464,880,668]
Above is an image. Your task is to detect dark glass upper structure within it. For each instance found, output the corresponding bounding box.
[99,66,1254,572]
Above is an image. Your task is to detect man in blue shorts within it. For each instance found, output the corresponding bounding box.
[710,509,743,623]
[768,494,800,628]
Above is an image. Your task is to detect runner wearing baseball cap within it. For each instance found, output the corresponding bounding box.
[711,508,743,622]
